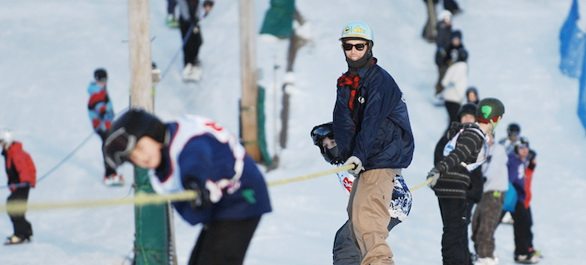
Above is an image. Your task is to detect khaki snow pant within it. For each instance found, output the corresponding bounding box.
[347,168,397,265]
[471,191,504,258]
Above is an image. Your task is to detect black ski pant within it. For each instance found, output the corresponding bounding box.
[7,186,33,238]
[512,202,534,256]
[188,217,260,265]
[97,130,116,177]
[179,18,203,67]
[443,0,461,14]
[438,197,471,265]
[167,0,177,15]
[435,64,448,95]
[423,0,460,14]
[332,217,401,265]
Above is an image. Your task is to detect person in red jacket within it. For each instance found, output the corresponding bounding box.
[0,130,35,245]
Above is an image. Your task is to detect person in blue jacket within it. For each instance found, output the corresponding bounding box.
[333,21,415,265]
[103,109,271,265]
[87,68,123,186]
[506,138,540,264]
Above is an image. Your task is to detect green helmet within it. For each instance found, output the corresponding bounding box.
[476,97,505,124]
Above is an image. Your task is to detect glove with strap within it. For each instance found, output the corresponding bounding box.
[344,156,364,176]
[183,178,212,209]
[426,168,441,188]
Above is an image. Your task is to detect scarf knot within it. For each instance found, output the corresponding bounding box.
[337,73,361,111]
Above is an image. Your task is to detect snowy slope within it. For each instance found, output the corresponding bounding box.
[0,0,584,264]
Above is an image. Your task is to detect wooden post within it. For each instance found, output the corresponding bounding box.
[129,0,153,111]
[128,1,173,264]
[239,0,261,161]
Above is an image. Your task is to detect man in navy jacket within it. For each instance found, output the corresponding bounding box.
[333,21,414,265]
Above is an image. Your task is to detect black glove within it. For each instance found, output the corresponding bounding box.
[183,178,211,209]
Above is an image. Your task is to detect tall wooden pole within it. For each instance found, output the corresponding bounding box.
[128,1,172,264]
[129,0,153,110]
[239,0,261,161]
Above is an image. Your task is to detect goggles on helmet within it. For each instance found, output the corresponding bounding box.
[311,126,333,146]
[104,128,137,168]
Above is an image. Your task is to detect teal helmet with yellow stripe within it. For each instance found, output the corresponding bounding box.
[340,21,374,42]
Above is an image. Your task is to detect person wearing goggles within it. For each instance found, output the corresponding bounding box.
[103,109,271,265]
[310,122,412,265]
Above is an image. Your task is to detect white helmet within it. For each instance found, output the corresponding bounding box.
[0,129,13,147]
[340,21,374,42]
[439,10,452,22]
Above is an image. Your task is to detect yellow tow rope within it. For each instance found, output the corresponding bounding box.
[0,164,433,215]
[0,191,197,215]
[0,165,354,215]
[410,177,433,192]
[267,164,354,187]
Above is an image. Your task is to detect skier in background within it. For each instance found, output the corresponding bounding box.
[498,122,522,224]
[466,87,480,105]
[0,130,35,245]
[310,122,412,265]
[427,98,505,265]
[177,0,215,82]
[499,123,522,154]
[87,68,123,186]
[165,0,179,28]
[103,109,271,265]
[440,31,469,125]
[471,130,509,265]
[433,10,452,100]
[506,138,541,264]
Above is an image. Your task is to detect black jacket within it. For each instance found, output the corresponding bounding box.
[433,123,485,199]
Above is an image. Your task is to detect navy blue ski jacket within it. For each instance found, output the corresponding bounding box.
[333,61,414,170]
[152,115,272,225]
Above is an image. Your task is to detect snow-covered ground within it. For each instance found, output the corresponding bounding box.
[0,0,584,264]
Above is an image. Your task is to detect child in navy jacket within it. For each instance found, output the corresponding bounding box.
[104,109,271,265]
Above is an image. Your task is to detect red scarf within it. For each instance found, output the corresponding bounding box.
[337,73,361,111]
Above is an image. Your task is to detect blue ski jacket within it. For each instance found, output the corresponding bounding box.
[152,115,272,225]
[507,152,528,203]
[87,82,114,133]
[333,61,414,170]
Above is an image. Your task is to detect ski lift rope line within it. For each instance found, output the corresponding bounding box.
[0,164,433,214]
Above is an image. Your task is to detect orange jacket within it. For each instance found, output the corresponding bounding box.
[3,142,36,188]
[523,162,536,209]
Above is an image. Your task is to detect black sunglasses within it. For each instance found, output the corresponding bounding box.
[342,42,368,51]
